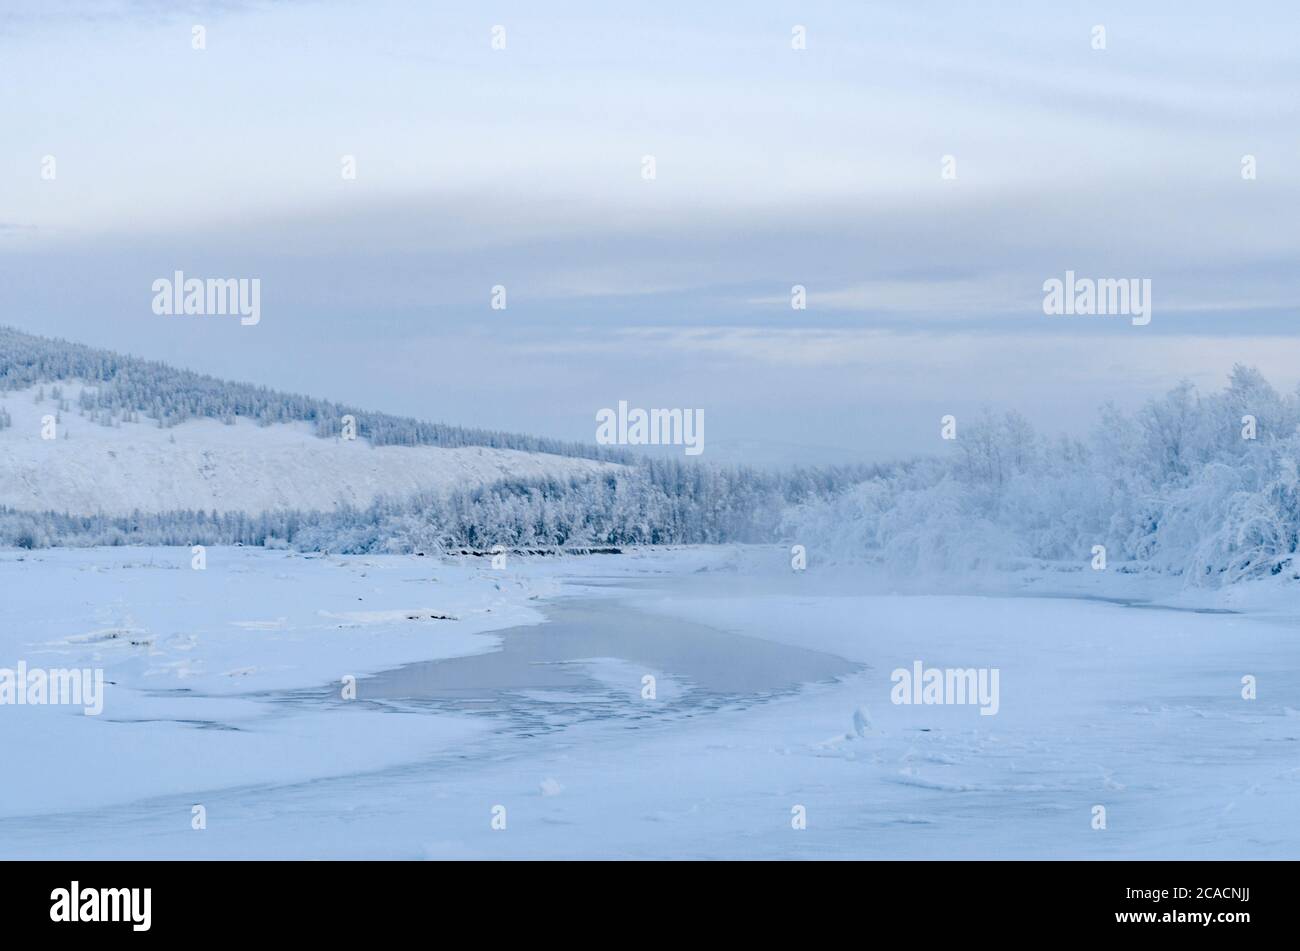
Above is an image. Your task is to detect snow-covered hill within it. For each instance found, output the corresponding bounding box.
[0,384,616,516]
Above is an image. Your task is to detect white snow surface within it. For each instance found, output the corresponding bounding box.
[2,544,1298,859]
[0,546,554,817]
[0,384,615,515]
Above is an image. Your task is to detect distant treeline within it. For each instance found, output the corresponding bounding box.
[0,459,886,552]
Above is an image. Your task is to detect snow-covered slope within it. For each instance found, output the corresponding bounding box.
[0,384,615,515]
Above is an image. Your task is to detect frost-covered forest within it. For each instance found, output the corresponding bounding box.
[0,460,877,551]
[0,327,879,551]
[4,322,1298,587]
[0,326,628,458]
[785,365,1300,586]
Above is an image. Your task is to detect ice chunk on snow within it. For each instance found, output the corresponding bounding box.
[853,705,874,738]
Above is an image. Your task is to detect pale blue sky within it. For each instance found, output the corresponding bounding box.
[2,1,1298,462]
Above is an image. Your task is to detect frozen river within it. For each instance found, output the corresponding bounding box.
[2,546,1297,859]
[345,596,860,731]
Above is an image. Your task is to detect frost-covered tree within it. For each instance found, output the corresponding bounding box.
[785,369,1300,586]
